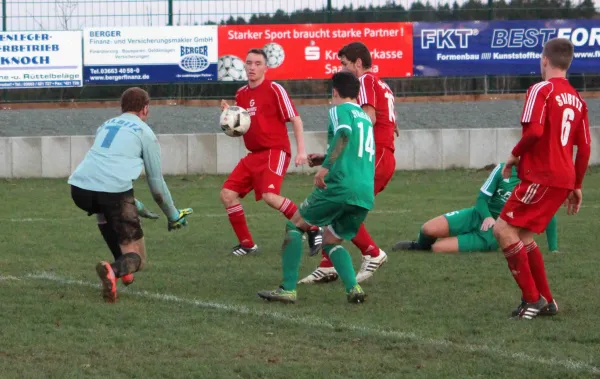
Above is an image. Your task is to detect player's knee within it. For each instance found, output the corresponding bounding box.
[261,192,280,208]
[220,188,238,206]
[422,220,439,237]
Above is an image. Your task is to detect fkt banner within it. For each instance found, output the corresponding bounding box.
[0,31,83,89]
[413,19,600,76]
[218,23,413,80]
[83,26,218,84]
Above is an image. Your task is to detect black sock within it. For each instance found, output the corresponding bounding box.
[98,224,122,260]
[111,253,141,278]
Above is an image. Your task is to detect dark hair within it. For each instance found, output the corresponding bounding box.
[247,48,268,63]
[121,87,150,113]
[543,38,574,70]
[332,71,360,99]
[338,42,372,69]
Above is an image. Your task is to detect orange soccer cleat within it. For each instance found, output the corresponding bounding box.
[95,261,117,303]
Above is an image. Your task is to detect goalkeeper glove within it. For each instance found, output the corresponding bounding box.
[135,199,160,220]
[168,208,193,231]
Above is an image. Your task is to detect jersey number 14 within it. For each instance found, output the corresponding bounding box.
[357,122,375,162]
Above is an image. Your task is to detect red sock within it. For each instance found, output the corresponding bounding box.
[319,250,334,268]
[503,241,539,303]
[226,205,254,247]
[278,198,298,220]
[526,242,553,302]
[351,224,380,257]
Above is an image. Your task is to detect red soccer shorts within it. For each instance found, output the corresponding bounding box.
[499,180,570,234]
[223,149,291,201]
[374,147,396,195]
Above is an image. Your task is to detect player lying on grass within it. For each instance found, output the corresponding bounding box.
[68,87,193,303]
[494,38,590,320]
[258,71,374,304]
[220,48,322,257]
[393,162,558,254]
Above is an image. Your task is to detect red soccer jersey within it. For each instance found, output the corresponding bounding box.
[235,79,298,154]
[358,72,397,152]
[513,78,591,190]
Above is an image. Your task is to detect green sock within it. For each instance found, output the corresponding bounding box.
[416,227,436,249]
[323,244,357,292]
[281,221,304,291]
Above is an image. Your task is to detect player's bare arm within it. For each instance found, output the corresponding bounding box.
[315,134,349,189]
[290,116,308,166]
[361,104,377,125]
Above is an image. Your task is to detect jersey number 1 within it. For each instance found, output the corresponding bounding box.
[357,122,375,162]
[561,108,575,147]
[101,125,121,148]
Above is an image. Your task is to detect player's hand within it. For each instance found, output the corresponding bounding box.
[220,100,230,111]
[314,168,328,189]
[139,207,160,220]
[565,189,582,215]
[295,151,308,166]
[394,126,400,137]
[168,208,193,231]
[480,217,496,231]
[307,153,325,167]
[502,154,519,179]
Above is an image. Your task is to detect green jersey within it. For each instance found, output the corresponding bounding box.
[317,102,375,210]
[479,162,519,218]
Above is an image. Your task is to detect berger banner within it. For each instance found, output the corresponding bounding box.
[83,26,218,84]
[218,23,413,80]
[413,19,600,76]
[0,31,83,89]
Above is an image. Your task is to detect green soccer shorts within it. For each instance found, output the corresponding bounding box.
[443,207,498,252]
[299,192,369,241]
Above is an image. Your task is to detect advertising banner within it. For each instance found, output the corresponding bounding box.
[83,26,218,84]
[218,23,413,80]
[413,19,600,76]
[0,31,83,89]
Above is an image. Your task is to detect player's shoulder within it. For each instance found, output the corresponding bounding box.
[527,80,553,96]
[268,80,289,94]
[360,72,377,84]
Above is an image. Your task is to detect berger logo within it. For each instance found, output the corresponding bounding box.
[179,45,209,73]
[421,29,478,49]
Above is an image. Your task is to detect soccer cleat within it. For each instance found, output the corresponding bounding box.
[232,244,259,257]
[513,296,548,320]
[347,284,367,303]
[298,266,339,284]
[95,261,117,303]
[511,300,527,317]
[540,299,559,316]
[511,298,558,317]
[121,273,135,286]
[307,226,324,256]
[392,240,422,251]
[356,250,388,283]
[257,287,297,304]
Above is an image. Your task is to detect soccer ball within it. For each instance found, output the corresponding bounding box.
[263,42,285,68]
[220,106,251,137]
[218,55,247,81]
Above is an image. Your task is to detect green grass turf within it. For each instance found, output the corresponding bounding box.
[1,168,599,378]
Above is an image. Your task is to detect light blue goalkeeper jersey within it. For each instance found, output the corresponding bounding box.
[68,113,178,219]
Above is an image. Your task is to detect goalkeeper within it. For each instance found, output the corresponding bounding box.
[393,163,558,253]
[69,87,193,303]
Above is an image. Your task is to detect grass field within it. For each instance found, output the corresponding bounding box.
[1,168,600,378]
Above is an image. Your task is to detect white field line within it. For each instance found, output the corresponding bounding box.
[2,209,412,223]
[13,271,600,376]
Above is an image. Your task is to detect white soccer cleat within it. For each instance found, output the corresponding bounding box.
[356,250,388,283]
[298,267,339,284]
